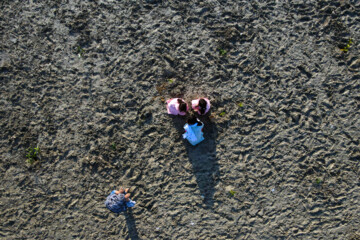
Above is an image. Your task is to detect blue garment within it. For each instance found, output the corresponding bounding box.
[105,190,136,213]
[126,199,136,208]
[183,122,204,146]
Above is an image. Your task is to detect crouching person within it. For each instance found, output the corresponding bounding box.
[105,187,136,213]
[183,115,204,146]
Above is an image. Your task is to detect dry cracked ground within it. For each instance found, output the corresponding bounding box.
[1,0,359,239]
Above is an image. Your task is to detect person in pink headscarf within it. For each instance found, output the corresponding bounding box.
[191,98,210,115]
[166,98,188,116]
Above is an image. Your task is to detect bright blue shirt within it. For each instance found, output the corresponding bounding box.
[183,122,204,145]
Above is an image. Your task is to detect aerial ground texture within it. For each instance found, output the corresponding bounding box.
[0,0,359,239]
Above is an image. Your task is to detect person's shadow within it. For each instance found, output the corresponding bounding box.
[172,115,219,208]
[124,209,140,240]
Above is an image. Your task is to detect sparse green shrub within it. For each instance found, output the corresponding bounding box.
[229,190,236,197]
[218,48,227,56]
[111,143,116,150]
[315,178,322,185]
[26,147,40,164]
[76,46,85,57]
[340,38,353,52]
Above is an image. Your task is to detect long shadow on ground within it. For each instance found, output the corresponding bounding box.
[171,115,219,208]
[124,209,139,240]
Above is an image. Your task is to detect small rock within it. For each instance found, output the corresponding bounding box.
[125,99,137,107]
[225,185,234,192]
[349,58,360,71]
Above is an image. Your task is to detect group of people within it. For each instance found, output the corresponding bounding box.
[166,97,211,116]
[105,97,211,213]
[166,97,211,146]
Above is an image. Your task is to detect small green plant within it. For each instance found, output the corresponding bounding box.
[168,78,174,83]
[315,178,322,185]
[26,147,40,164]
[219,111,226,117]
[229,190,236,197]
[111,143,116,150]
[76,46,85,58]
[340,38,353,52]
[136,119,145,126]
[238,102,244,107]
[218,48,227,56]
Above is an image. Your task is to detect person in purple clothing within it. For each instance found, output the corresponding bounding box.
[105,187,136,213]
[166,98,188,115]
[191,98,211,115]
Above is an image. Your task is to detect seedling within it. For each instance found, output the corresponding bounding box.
[111,143,116,150]
[219,48,227,56]
[168,78,174,83]
[229,190,236,197]
[238,102,244,107]
[136,119,145,126]
[340,38,353,52]
[76,46,85,58]
[315,178,322,185]
[219,111,226,117]
[26,147,40,164]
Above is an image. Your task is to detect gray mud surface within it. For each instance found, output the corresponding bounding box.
[1,0,359,239]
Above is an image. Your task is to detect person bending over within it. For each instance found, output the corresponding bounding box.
[166,98,188,116]
[192,98,210,115]
[183,115,204,146]
[105,187,136,213]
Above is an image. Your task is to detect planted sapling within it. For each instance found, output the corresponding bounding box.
[219,111,226,117]
[315,178,322,185]
[228,190,236,197]
[340,38,353,53]
[76,46,85,58]
[111,143,116,150]
[26,147,40,164]
[218,48,227,56]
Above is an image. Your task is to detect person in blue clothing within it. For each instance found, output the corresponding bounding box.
[105,187,136,213]
[183,114,204,146]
